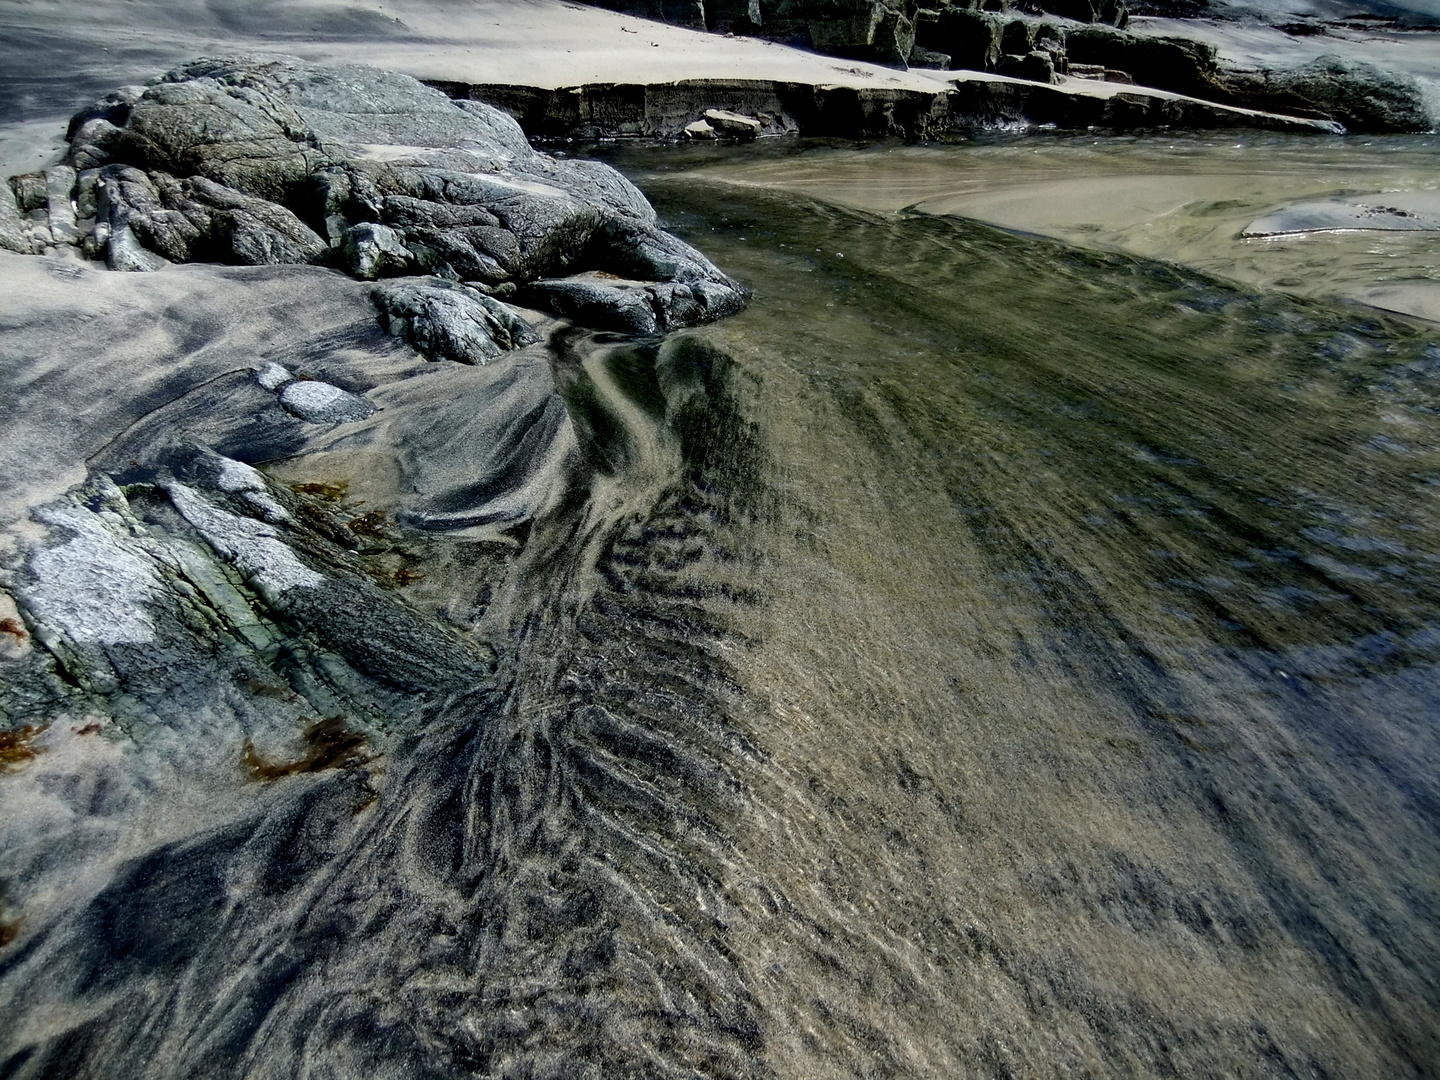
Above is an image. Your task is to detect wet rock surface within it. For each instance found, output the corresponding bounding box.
[0,242,761,1074]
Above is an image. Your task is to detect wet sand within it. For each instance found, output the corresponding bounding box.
[2,6,1439,1077]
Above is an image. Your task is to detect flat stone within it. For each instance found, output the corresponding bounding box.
[703,109,762,137]
[1243,197,1440,237]
[685,119,718,139]
[279,380,376,424]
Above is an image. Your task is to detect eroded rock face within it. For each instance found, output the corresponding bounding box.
[574,0,1125,69]
[1064,25,1222,97]
[805,0,919,68]
[21,56,746,337]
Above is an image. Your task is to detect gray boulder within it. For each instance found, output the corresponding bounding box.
[67,118,126,171]
[1065,26,1221,98]
[525,273,746,336]
[109,226,170,272]
[998,50,1059,84]
[924,8,1005,71]
[909,45,953,69]
[0,183,32,254]
[1224,56,1431,134]
[94,165,327,268]
[374,277,540,365]
[1000,18,1036,57]
[278,380,376,424]
[807,0,918,68]
[9,173,46,213]
[512,211,749,332]
[31,56,744,334]
[524,277,673,336]
[44,167,80,246]
[1027,0,1127,26]
[341,221,413,279]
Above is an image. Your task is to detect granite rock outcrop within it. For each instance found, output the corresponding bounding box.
[6,57,747,338]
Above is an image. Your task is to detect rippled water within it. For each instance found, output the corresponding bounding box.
[562,166,1440,1074]
[615,132,1440,322]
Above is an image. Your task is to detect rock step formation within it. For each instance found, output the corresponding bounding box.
[577,0,1128,69]
[3,57,748,338]
[430,74,1342,142]
[561,1,1430,130]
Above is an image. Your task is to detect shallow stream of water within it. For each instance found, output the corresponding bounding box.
[545,155,1440,1074]
[608,132,1440,322]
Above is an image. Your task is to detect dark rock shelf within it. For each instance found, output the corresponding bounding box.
[431,72,1342,143]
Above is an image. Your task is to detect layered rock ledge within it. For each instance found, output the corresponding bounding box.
[437,70,1342,143]
[566,0,1434,133]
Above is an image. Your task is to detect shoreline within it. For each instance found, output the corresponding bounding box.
[623,132,1440,324]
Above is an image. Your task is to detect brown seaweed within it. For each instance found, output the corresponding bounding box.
[243,717,372,780]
